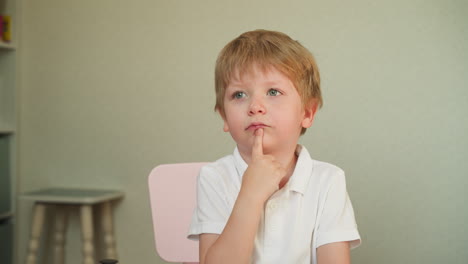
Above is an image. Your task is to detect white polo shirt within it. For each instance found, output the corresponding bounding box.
[188,145,361,264]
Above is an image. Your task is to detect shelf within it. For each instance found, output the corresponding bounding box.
[0,0,16,262]
[0,42,15,50]
[0,129,14,134]
[0,211,13,222]
[0,124,15,134]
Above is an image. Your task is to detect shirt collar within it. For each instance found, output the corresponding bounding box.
[232,145,313,195]
[288,145,313,194]
[233,147,248,180]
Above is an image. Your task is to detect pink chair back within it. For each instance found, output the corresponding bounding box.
[148,163,208,264]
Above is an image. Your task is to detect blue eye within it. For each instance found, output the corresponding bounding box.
[233,91,246,99]
[267,89,281,96]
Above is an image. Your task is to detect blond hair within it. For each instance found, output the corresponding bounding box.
[214,29,322,134]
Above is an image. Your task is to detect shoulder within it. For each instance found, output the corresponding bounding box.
[198,153,239,185]
[297,145,345,180]
[308,158,347,191]
[311,159,345,178]
[200,153,235,175]
[293,145,347,196]
[197,152,243,204]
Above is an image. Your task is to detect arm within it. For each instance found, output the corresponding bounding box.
[317,242,351,264]
[315,171,360,263]
[200,189,264,264]
[200,128,285,264]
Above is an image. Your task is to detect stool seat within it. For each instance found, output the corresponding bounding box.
[23,188,124,204]
[22,188,124,264]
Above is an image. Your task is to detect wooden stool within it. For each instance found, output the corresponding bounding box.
[22,188,124,264]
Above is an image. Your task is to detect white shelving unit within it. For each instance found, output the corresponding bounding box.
[0,0,17,263]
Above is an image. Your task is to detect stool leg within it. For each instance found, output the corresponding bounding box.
[80,205,95,264]
[101,201,118,259]
[25,203,46,264]
[53,205,68,264]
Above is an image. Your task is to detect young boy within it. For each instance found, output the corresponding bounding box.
[188,29,361,264]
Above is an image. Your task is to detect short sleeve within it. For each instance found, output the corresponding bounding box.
[315,171,361,249]
[188,166,231,240]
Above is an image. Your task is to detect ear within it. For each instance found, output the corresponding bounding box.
[218,109,230,132]
[223,119,230,132]
[301,101,318,129]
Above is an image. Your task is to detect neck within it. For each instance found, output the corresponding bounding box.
[278,148,298,189]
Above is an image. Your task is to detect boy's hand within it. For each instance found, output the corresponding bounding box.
[240,128,286,203]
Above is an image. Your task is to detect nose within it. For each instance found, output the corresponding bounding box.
[248,97,266,115]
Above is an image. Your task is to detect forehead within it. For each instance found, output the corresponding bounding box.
[227,64,292,87]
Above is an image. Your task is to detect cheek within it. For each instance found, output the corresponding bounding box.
[275,106,303,123]
[273,109,304,133]
[224,112,244,135]
[224,103,247,123]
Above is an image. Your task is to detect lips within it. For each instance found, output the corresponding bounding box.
[245,122,269,131]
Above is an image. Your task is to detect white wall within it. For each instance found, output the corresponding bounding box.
[17,0,468,263]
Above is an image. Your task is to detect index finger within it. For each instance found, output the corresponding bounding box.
[252,128,264,158]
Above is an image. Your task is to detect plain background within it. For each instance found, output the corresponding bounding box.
[15,0,467,263]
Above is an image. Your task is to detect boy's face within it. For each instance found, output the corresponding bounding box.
[221,65,316,157]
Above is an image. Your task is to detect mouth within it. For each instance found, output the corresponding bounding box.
[245,122,269,131]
